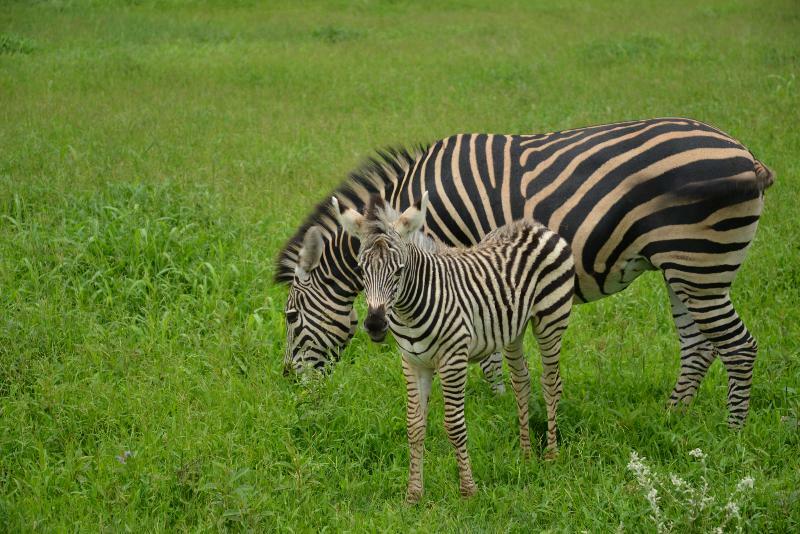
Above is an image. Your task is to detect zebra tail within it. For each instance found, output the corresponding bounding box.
[672,158,775,201]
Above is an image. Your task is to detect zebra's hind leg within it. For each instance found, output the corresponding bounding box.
[480,352,505,395]
[438,351,477,498]
[502,338,532,457]
[669,287,758,428]
[402,356,434,504]
[666,283,718,408]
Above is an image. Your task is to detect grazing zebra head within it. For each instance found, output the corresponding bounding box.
[333,193,429,343]
[281,225,360,375]
[275,148,424,375]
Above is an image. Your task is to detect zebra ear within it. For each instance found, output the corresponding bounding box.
[395,191,429,238]
[296,226,324,278]
[332,196,366,238]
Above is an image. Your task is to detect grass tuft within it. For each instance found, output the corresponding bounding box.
[0,33,37,55]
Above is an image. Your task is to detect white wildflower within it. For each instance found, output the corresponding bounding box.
[670,474,686,489]
[700,492,715,511]
[713,528,723,534]
[628,451,651,480]
[689,448,706,460]
[647,488,659,507]
[725,500,741,519]
[736,476,754,492]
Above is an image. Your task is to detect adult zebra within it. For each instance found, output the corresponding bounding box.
[276,117,774,427]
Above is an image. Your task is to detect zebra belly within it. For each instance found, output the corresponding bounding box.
[593,255,656,296]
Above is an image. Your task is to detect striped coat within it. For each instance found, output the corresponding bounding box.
[277,117,773,427]
[335,194,574,502]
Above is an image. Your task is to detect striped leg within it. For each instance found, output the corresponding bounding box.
[403,356,434,504]
[666,284,718,407]
[502,338,532,457]
[670,288,758,428]
[438,352,476,498]
[479,352,506,395]
[533,315,567,459]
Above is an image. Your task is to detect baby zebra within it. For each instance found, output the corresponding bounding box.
[333,192,575,503]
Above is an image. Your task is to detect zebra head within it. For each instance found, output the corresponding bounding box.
[283,226,359,376]
[334,193,429,343]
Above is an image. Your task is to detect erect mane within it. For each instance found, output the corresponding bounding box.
[274,144,429,284]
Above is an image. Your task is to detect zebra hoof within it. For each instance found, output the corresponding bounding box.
[666,392,694,410]
[460,481,477,498]
[727,416,746,431]
[543,448,558,461]
[405,486,423,505]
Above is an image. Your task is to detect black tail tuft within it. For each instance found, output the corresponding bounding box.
[753,159,775,191]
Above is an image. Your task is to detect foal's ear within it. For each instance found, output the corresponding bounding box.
[332,196,366,238]
[394,191,429,238]
[296,226,324,278]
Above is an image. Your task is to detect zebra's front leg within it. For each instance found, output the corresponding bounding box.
[439,352,476,498]
[479,352,505,395]
[666,284,717,408]
[502,338,532,457]
[403,356,434,504]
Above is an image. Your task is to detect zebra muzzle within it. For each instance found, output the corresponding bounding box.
[364,307,388,342]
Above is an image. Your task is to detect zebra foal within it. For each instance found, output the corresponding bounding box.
[334,192,575,503]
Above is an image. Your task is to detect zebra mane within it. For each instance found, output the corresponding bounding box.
[274,144,429,284]
[363,195,441,252]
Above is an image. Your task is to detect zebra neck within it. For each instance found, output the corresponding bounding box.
[317,230,364,302]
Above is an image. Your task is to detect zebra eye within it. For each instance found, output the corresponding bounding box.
[394,263,405,275]
[286,309,299,323]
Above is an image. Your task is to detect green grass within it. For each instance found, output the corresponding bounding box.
[1,0,798,531]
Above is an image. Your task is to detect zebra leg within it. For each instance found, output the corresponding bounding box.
[479,352,506,395]
[670,288,758,428]
[438,352,476,498]
[402,356,433,504]
[532,317,567,460]
[666,283,718,408]
[502,338,532,457]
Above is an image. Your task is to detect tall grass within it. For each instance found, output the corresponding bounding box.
[1,0,798,530]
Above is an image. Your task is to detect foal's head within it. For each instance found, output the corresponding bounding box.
[333,193,429,342]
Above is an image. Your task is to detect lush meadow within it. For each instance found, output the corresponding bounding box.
[1,0,799,530]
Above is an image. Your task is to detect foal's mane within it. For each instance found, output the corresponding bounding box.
[274,145,428,284]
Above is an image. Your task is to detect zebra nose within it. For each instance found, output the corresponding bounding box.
[364,307,388,337]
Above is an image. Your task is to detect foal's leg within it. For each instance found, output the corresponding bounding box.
[532,312,569,460]
[502,337,532,457]
[403,356,434,504]
[438,351,476,497]
[480,352,506,395]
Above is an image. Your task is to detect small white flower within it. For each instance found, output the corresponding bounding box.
[627,451,651,480]
[713,528,723,534]
[689,448,706,460]
[725,500,741,518]
[670,474,686,489]
[736,476,755,492]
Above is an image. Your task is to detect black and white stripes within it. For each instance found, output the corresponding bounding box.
[335,194,574,502]
[277,117,773,427]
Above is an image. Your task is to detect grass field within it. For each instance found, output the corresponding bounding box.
[1,0,799,531]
